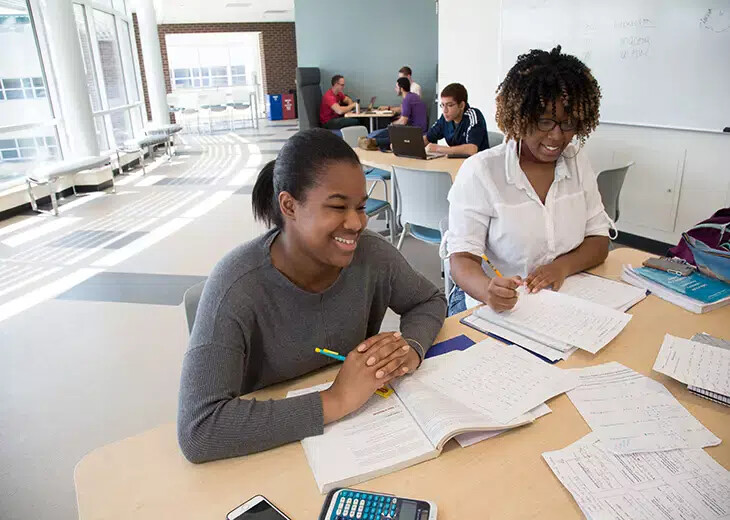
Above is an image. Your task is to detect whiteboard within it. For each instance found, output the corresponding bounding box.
[501,0,730,132]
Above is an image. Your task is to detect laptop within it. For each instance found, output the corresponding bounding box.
[388,125,446,160]
[359,96,377,114]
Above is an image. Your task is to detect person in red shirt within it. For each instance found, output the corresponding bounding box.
[320,75,361,129]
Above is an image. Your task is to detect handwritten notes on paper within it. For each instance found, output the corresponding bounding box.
[475,286,632,354]
[653,334,730,397]
[420,338,578,423]
[567,363,720,454]
[543,433,730,520]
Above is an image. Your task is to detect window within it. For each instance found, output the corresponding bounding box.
[0,136,59,162]
[0,0,61,189]
[0,77,46,100]
[72,0,145,150]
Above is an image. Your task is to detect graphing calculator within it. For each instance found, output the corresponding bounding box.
[319,488,437,520]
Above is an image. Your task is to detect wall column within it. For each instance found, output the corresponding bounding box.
[134,0,168,125]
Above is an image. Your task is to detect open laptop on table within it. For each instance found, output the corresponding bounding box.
[388,125,445,160]
[359,96,377,114]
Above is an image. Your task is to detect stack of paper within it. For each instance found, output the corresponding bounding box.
[546,362,726,518]
[566,362,720,453]
[558,272,647,311]
[653,333,730,406]
[543,432,730,520]
[622,264,730,313]
[474,286,632,355]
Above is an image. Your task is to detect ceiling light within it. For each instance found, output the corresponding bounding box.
[226,2,252,7]
[263,9,290,14]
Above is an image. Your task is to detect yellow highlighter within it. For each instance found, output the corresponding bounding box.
[481,254,503,277]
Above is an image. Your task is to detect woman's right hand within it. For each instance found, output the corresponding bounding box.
[321,346,399,424]
[485,276,523,312]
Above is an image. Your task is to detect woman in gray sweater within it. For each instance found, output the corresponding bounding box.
[177,128,446,463]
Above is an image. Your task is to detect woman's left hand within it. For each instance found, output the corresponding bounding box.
[525,261,569,293]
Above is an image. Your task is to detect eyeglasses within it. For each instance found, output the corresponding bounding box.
[537,118,576,132]
[439,102,458,109]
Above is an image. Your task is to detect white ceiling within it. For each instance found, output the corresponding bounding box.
[147,0,294,24]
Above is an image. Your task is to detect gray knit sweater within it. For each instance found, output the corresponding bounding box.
[177,229,446,463]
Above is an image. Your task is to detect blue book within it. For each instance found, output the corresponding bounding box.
[634,267,730,303]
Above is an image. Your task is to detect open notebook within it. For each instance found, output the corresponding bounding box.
[290,340,577,493]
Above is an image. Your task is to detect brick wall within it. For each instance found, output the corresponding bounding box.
[132,14,152,121]
[132,21,297,121]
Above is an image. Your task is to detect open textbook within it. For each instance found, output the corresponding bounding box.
[474,285,632,355]
[543,432,730,520]
[291,340,576,493]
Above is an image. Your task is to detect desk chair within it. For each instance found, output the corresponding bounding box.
[183,280,206,334]
[339,126,391,200]
[597,162,634,223]
[296,67,322,130]
[440,217,454,297]
[391,165,452,250]
[487,131,505,147]
[365,198,396,244]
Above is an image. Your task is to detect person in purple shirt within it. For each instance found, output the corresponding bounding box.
[359,77,427,149]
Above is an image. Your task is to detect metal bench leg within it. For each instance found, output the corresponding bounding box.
[139,148,146,176]
[26,179,39,211]
[49,178,59,216]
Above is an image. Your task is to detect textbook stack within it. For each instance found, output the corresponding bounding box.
[622,265,730,314]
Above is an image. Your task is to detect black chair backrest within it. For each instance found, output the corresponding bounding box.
[296,67,322,130]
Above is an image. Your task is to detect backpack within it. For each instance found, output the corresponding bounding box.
[668,208,730,283]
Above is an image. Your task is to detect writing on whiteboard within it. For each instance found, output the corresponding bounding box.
[700,8,730,33]
[614,18,656,29]
[620,35,652,59]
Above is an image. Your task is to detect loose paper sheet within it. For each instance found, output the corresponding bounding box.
[567,362,721,454]
[654,334,730,396]
[543,433,730,520]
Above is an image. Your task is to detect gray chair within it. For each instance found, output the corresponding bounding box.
[487,131,504,147]
[597,162,634,223]
[183,280,206,334]
[296,67,322,130]
[391,165,452,250]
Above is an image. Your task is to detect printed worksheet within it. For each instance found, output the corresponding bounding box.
[559,272,647,311]
[421,338,579,423]
[567,362,721,454]
[543,433,730,520]
[475,286,632,353]
[654,334,730,396]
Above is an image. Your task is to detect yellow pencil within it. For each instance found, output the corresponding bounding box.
[481,254,503,277]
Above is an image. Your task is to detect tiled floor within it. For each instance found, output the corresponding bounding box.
[0,120,442,519]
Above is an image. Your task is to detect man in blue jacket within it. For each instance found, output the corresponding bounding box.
[424,83,490,156]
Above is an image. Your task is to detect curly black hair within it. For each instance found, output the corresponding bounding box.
[495,45,601,144]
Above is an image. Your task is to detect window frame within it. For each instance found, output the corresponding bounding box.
[71,0,146,151]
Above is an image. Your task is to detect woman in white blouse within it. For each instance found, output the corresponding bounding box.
[445,46,613,315]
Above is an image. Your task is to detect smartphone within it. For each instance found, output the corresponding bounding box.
[642,256,695,276]
[226,495,291,520]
